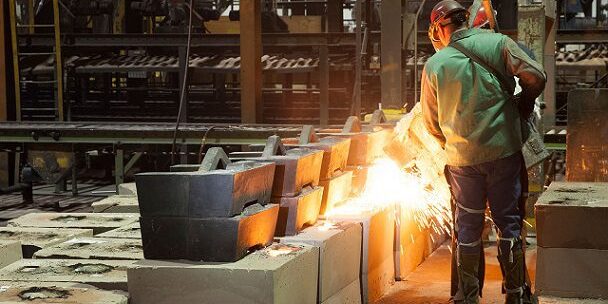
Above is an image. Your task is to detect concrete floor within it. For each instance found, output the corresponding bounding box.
[377,243,608,304]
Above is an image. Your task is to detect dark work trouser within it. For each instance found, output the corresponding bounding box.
[446,152,523,254]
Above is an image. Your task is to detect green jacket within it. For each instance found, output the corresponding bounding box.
[421,28,546,166]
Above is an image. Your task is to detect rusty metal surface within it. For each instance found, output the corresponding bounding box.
[566,89,608,182]
[27,150,74,184]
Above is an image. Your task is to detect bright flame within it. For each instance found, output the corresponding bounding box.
[326,158,451,235]
[325,104,453,236]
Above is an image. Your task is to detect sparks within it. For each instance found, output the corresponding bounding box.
[326,104,453,236]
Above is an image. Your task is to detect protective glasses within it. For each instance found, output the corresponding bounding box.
[428,17,454,43]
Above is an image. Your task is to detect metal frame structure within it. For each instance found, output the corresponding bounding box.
[8,0,64,121]
[0,121,304,191]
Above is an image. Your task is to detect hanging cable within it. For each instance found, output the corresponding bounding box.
[170,0,195,165]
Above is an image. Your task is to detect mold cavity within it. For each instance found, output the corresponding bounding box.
[19,266,43,274]
[0,231,16,237]
[19,287,70,300]
[40,233,59,239]
[555,187,595,193]
[67,242,92,249]
[70,263,114,274]
[116,244,142,251]
[52,216,86,222]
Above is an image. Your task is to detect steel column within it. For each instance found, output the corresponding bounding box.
[8,0,21,121]
[115,148,124,191]
[0,0,6,187]
[52,0,64,121]
[353,0,363,116]
[114,0,125,33]
[240,0,263,123]
[319,46,329,126]
[381,0,403,109]
[71,152,78,196]
[326,0,344,32]
[543,1,557,128]
[0,0,6,122]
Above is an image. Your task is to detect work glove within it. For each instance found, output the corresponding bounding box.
[513,93,535,119]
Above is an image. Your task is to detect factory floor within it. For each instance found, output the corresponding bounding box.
[378,242,607,304]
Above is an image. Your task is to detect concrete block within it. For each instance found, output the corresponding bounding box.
[258,148,324,197]
[294,137,351,180]
[0,241,21,270]
[0,259,134,291]
[318,171,353,215]
[326,207,395,304]
[273,186,323,236]
[322,279,362,304]
[536,246,608,299]
[128,243,319,304]
[136,161,276,218]
[0,281,129,304]
[33,237,143,260]
[8,213,138,235]
[118,182,137,196]
[97,222,141,239]
[0,227,93,258]
[279,221,362,303]
[536,182,608,249]
[141,204,279,262]
[538,296,608,304]
[91,195,139,213]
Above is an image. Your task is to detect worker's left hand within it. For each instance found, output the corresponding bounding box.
[513,93,534,119]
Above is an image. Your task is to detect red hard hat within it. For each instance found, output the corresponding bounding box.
[471,6,497,28]
[430,0,467,24]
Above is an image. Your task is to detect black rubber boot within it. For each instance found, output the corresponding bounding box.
[454,249,481,304]
[498,239,525,304]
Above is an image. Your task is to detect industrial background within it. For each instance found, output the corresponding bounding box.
[0,0,606,303]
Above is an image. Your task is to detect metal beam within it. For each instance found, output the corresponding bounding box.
[124,152,143,174]
[381,0,403,109]
[240,0,263,123]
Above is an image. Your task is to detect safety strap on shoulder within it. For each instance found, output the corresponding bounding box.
[449,41,515,96]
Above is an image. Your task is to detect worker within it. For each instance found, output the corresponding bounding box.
[421,1,546,304]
